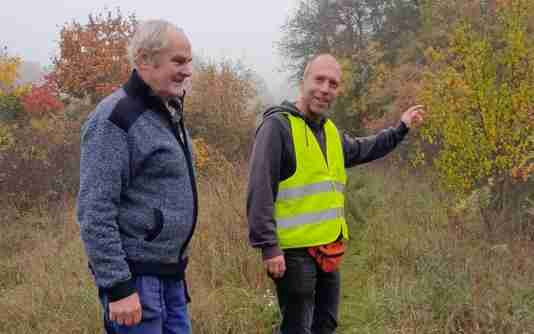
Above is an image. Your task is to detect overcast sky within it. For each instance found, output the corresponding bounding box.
[1,0,299,100]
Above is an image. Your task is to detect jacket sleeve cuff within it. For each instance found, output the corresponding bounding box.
[398,121,410,135]
[262,245,283,260]
[106,278,137,302]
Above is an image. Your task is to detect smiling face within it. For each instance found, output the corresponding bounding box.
[138,29,193,99]
[297,55,342,120]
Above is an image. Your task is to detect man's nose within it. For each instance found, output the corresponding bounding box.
[181,62,193,77]
[319,81,330,93]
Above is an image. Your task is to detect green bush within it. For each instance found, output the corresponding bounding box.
[0,93,23,121]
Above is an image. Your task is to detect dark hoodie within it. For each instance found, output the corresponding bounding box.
[246,101,409,260]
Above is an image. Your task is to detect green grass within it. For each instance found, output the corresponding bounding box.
[337,166,534,333]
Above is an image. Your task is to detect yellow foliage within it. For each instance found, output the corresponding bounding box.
[418,1,534,195]
[185,59,256,161]
[192,137,210,171]
[0,48,29,121]
[338,58,355,96]
[30,117,49,132]
[29,115,68,147]
[12,83,32,97]
[0,54,21,94]
[191,136,234,176]
[0,124,14,151]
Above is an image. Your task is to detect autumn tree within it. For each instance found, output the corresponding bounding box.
[418,0,534,231]
[52,9,136,103]
[0,47,29,121]
[279,0,375,135]
[0,46,21,94]
[186,58,257,162]
[278,0,373,81]
[278,1,425,136]
[0,47,78,209]
[364,0,422,64]
[21,74,64,117]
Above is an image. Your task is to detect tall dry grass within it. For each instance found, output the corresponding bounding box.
[2,158,534,333]
[187,163,278,333]
[0,162,277,334]
[0,199,100,333]
[339,165,534,333]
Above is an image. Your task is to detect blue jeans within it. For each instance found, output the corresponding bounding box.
[273,249,340,334]
[99,276,192,334]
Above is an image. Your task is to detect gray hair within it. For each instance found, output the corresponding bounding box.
[128,20,184,68]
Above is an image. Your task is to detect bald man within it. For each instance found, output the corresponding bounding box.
[247,54,424,333]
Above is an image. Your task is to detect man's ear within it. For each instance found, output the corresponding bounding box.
[136,51,152,71]
[298,81,304,95]
[338,82,345,96]
[296,84,304,103]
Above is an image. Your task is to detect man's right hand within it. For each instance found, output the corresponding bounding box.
[109,292,142,326]
[264,255,286,279]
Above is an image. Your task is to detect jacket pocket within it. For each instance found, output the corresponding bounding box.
[145,208,164,242]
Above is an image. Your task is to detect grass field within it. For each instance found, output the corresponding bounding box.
[1,164,534,333]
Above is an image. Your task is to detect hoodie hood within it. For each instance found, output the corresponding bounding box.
[263,101,327,129]
[263,100,303,120]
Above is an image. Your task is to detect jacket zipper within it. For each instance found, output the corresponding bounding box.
[166,100,198,261]
[176,119,198,259]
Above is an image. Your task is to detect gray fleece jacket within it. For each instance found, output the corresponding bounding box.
[77,70,198,302]
[247,101,409,260]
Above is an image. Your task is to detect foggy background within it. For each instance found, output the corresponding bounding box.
[0,0,299,102]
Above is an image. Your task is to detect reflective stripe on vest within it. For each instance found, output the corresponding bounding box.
[276,181,345,201]
[274,113,349,249]
[277,207,344,229]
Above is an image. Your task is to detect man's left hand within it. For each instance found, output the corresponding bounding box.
[401,105,425,128]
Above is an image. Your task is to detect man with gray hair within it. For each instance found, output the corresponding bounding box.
[77,19,196,333]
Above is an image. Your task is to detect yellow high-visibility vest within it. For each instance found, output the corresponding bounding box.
[275,113,348,249]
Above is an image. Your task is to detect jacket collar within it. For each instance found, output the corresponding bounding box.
[280,101,327,129]
[123,69,153,102]
[123,69,184,119]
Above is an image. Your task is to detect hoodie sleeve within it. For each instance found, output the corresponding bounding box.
[246,116,286,260]
[343,122,409,168]
[77,117,136,302]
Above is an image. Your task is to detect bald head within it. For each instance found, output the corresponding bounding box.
[303,54,342,80]
[296,54,342,121]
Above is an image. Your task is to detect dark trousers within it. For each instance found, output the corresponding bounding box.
[273,248,340,334]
